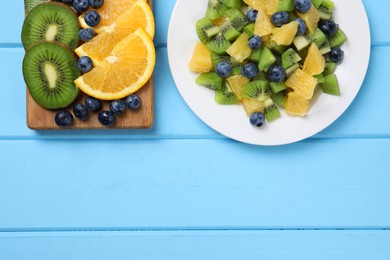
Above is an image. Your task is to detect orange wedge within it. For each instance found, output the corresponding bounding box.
[76,0,154,64]
[79,0,147,32]
[74,28,155,100]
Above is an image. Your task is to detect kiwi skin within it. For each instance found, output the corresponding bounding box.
[22,2,81,51]
[23,41,80,110]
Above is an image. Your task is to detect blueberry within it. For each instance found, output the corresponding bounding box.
[329,47,344,64]
[248,36,262,50]
[73,103,89,120]
[98,111,115,126]
[247,9,258,23]
[89,0,104,8]
[78,28,95,42]
[55,111,73,127]
[125,94,141,110]
[318,20,337,37]
[110,100,126,115]
[267,65,286,82]
[84,10,101,27]
[85,97,102,111]
[271,11,289,27]
[295,18,307,35]
[73,0,89,13]
[215,62,232,78]
[294,0,311,13]
[78,56,93,73]
[250,112,265,127]
[242,63,259,79]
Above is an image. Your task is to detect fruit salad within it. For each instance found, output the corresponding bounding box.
[21,0,155,127]
[188,0,347,128]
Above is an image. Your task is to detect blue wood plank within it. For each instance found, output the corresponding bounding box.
[0,231,390,259]
[0,47,389,139]
[1,0,389,45]
[0,139,389,229]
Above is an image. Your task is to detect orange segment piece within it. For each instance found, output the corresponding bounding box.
[303,43,326,75]
[297,5,319,34]
[76,0,154,64]
[285,68,318,100]
[254,7,274,37]
[79,0,147,32]
[272,21,299,45]
[264,0,280,15]
[243,0,266,10]
[285,91,310,116]
[188,42,213,73]
[74,28,155,100]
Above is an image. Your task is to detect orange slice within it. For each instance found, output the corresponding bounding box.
[303,43,326,75]
[79,0,147,32]
[188,42,213,73]
[285,91,310,116]
[76,0,154,64]
[285,68,318,100]
[74,28,155,100]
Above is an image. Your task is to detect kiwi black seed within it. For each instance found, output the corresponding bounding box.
[22,2,80,51]
[23,42,80,109]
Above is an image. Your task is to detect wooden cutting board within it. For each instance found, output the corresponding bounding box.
[25,0,154,130]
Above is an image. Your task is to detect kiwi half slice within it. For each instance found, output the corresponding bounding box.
[23,42,80,109]
[22,2,80,51]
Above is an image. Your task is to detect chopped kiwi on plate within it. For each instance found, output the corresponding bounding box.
[188,0,347,127]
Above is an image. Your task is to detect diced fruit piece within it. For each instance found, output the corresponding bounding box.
[281,48,302,69]
[226,33,252,62]
[318,0,334,20]
[243,23,255,36]
[264,97,280,122]
[323,62,337,76]
[258,47,276,71]
[210,53,230,67]
[75,0,155,64]
[242,80,272,102]
[329,29,348,48]
[254,7,274,36]
[188,42,213,73]
[272,44,288,55]
[225,8,250,31]
[269,82,287,93]
[322,73,340,95]
[307,28,327,47]
[196,18,220,44]
[311,0,323,9]
[272,21,299,45]
[285,63,299,76]
[206,0,229,20]
[264,0,280,15]
[319,40,332,54]
[285,68,318,100]
[196,72,224,90]
[297,5,319,34]
[303,43,325,75]
[221,0,242,8]
[23,42,80,110]
[248,48,262,62]
[277,0,294,12]
[22,3,79,51]
[206,33,232,54]
[293,35,312,51]
[231,61,245,75]
[314,73,325,84]
[271,90,288,108]
[74,28,155,100]
[226,75,251,100]
[242,98,265,116]
[243,0,266,10]
[223,27,241,41]
[285,91,310,116]
[215,83,239,104]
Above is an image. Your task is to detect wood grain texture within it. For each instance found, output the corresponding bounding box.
[25,0,154,130]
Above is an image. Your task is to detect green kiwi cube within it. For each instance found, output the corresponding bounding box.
[215,83,239,104]
[253,71,267,81]
[277,0,295,12]
[281,48,302,69]
[285,63,300,77]
[220,0,241,8]
[243,23,255,36]
[206,0,229,20]
[258,47,276,72]
[272,45,288,55]
[271,90,288,108]
[329,29,348,48]
[322,74,340,95]
[264,98,281,122]
[196,72,224,90]
[314,74,325,84]
[248,48,262,63]
[319,40,332,55]
[318,0,334,19]
[269,82,287,93]
[224,8,249,31]
[293,35,312,51]
[308,28,327,48]
[323,62,337,76]
[311,0,323,9]
[223,27,241,42]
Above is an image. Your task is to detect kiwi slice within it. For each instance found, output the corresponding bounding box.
[230,60,244,76]
[206,0,229,20]
[311,0,323,9]
[23,42,80,109]
[322,74,340,95]
[285,63,300,77]
[24,0,50,14]
[319,40,332,55]
[22,3,80,51]
[242,80,272,102]
[258,47,277,72]
[263,98,281,122]
[314,73,325,84]
[293,35,312,51]
[196,18,221,44]
[307,28,327,48]
[271,90,288,108]
[224,8,249,31]
[215,82,239,104]
[318,0,335,20]
[248,48,262,63]
[196,72,224,90]
[210,53,230,67]
[220,0,241,8]
[243,23,255,36]
[206,33,232,54]
[328,29,348,48]
[281,48,302,69]
[269,82,287,93]
[323,62,337,76]
[277,0,294,12]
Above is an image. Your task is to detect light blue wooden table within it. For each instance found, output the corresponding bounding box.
[0,0,389,259]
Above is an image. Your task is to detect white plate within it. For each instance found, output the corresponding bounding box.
[167,0,370,146]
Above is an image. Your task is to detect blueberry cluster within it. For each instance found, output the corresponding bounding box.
[55,94,142,127]
[61,0,104,13]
